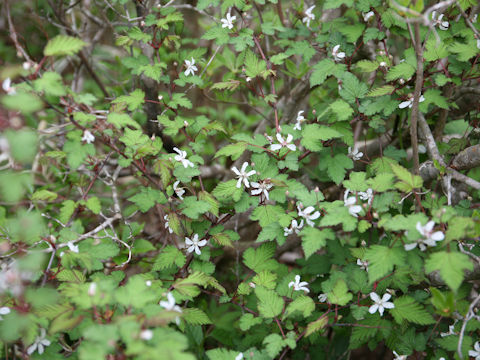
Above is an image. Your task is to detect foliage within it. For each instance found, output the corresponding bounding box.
[0,0,480,359]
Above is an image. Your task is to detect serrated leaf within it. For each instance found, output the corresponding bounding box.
[255,286,284,318]
[367,85,395,97]
[390,296,435,325]
[301,124,343,151]
[107,112,141,130]
[301,227,334,259]
[179,197,211,219]
[283,295,315,319]
[44,35,86,56]
[305,316,328,336]
[310,59,337,87]
[215,142,247,160]
[243,242,276,272]
[425,251,473,291]
[239,313,262,331]
[365,245,406,283]
[153,245,186,271]
[128,187,167,212]
[182,308,212,325]
[327,279,353,306]
[385,62,416,81]
[112,89,145,111]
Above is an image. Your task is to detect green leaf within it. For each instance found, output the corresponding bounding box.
[215,142,247,160]
[250,205,285,227]
[424,89,449,110]
[168,93,193,109]
[239,313,262,331]
[44,35,86,56]
[301,227,334,259]
[327,279,353,306]
[365,245,406,283]
[323,154,353,185]
[182,308,212,325]
[63,139,95,169]
[367,85,395,97]
[243,242,277,272]
[245,50,268,79]
[283,295,315,318]
[85,197,101,214]
[449,40,478,62]
[338,23,365,43]
[343,172,368,192]
[255,286,284,318]
[425,251,473,292]
[329,100,354,121]
[424,37,449,62]
[339,72,368,103]
[34,72,66,97]
[263,333,296,358]
[310,59,337,87]
[385,62,416,81]
[390,163,423,192]
[305,316,328,336]
[324,0,353,9]
[179,197,211,219]
[31,189,58,202]
[390,296,435,325]
[127,187,167,212]
[1,92,43,114]
[212,179,243,202]
[356,60,379,72]
[107,112,141,129]
[153,245,186,270]
[301,124,343,151]
[112,89,145,111]
[5,129,37,164]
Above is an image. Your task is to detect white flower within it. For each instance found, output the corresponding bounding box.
[140,329,153,340]
[398,94,425,109]
[368,292,395,316]
[88,282,97,296]
[221,12,236,29]
[302,5,315,27]
[81,130,95,144]
[344,189,362,217]
[294,110,306,131]
[432,11,449,30]
[185,234,207,255]
[297,203,321,227]
[184,58,198,76]
[379,61,387,68]
[393,351,408,360]
[270,133,296,151]
[160,292,182,325]
[27,328,51,355]
[251,180,273,200]
[164,214,173,234]
[404,221,444,251]
[356,259,369,272]
[440,324,455,337]
[332,45,346,62]
[288,275,310,293]
[145,280,152,287]
[173,180,185,200]
[358,188,373,205]
[2,78,16,95]
[235,353,244,360]
[173,147,194,168]
[318,293,328,302]
[470,341,480,360]
[284,219,304,236]
[231,162,256,188]
[67,241,79,253]
[348,147,363,161]
[363,11,375,22]
[0,307,10,320]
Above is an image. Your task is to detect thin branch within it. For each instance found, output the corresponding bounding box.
[457,293,480,359]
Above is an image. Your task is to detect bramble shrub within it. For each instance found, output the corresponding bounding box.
[1,0,480,359]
